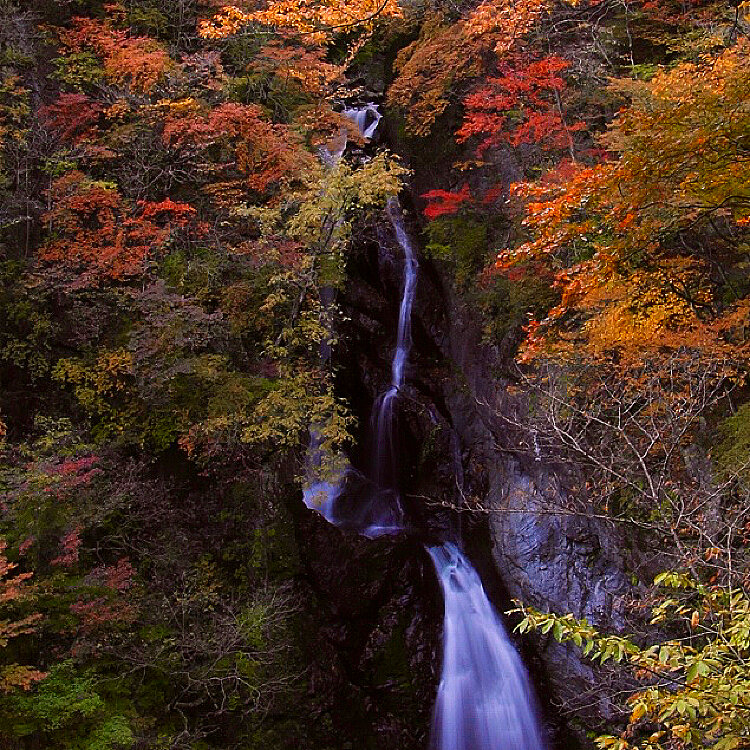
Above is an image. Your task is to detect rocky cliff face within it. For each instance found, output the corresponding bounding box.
[424,279,636,740]
[426,278,632,622]
[418,250,652,745]
[291,505,440,750]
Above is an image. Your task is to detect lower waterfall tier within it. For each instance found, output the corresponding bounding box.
[428,543,548,750]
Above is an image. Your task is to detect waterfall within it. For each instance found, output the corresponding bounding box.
[360,198,419,535]
[303,103,547,750]
[317,105,382,166]
[302,104,404,537]
[388,199,418,390]
[302,199,416,538]
[342,103,382,140]
[428,543,548,750]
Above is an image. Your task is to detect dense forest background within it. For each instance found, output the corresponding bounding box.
[0,0,748,749]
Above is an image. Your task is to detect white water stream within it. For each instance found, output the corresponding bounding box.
[301,198,414,537]
[428,544,548,750]
[343,103,383,140]
[302,105,547,750]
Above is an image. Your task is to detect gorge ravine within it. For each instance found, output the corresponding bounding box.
[302,111,549,749]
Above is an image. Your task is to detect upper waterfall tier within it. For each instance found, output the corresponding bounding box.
[343,104,382,140]
[387,198,418,390]
[302,198,416,538]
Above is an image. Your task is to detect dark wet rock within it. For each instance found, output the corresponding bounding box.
[424,281,631,616]
[292,504,440,750]
[490,466,628,629]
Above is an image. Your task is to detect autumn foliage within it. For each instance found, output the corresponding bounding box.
[58,15,172,93]
[41,172,197,284]
[39,93,102,144]
[199,0,402,41]
[162,101,314,200]
[457,55,583,156]
[422,185,474,219]
[0,541,46,694]
[388,0,577,136]
[499,42,750,362]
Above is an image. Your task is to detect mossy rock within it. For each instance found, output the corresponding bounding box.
[716,400,750,481]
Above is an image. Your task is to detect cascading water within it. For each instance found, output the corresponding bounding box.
[303,103,547,750]
[317,104,382,167]
[302,198,416,538]
[428,543,548,750]
[342,103,382,140]
[362,197,419,534]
